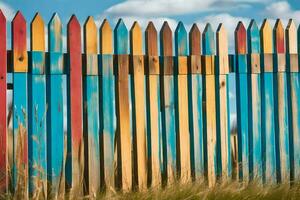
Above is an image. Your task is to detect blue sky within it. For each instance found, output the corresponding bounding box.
[1,0,300,52]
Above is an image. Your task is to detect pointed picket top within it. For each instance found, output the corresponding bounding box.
[84,16,97,54]
[114,18,128,54]
[31,13,45,51]
[160,21,172,56]
[235,21,247,54]
[247,20,260,53]
[286,19,297,54]
[274,19,285,53]
[130,21,142,55]
[260,19,273,53]
[175,21,188,56]
[189,23,201,55]
[100,19,113,54]
[145,21,158,56]
[202,23,215,55]
[48,13,62,52]
[216,23,228,56]
[67,15,81,53]
[12,11,28,72]
[0,9,5,25]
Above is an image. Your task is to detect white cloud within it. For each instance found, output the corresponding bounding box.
[195,13,251,53]
[264,1,300,24]
[0,2,15,21]
[103,0,267,18]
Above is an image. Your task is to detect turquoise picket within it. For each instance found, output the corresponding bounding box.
[235,22,249,182]
[99,19,116,188]
[273,19,290,183]
[114,19,132,190]
[247,20,262,182]
[260,19,277,184]
[160,22,177,184]
[47,13,65,198]
[188,24,204,179]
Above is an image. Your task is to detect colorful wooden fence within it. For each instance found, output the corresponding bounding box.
[0,11,300,198]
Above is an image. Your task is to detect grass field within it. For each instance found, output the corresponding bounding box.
[2,181,300,199]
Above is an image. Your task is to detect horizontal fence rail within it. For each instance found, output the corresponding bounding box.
[0,10,300,198]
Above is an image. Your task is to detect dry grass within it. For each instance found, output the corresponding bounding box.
[2,180,300,200]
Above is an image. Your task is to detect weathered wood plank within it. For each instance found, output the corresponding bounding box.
[28,13,47,198]
[66,15,84,195]
[273,19,290,183]
[12,11,28,197]
[130,21,147,190]
[216,23,230,180]
[174,22,191,183]
[145,22,161,188]
[0,10,7,193]
[114,19,132,191]
[247,19,262,182]
[47,13,65,199]
[202,23,217,187]
[260,19,277,184]
[286,19,300,181]
[160,21,176,185]
[188,24,204,180]
[83,16,100,196]
[99,19,116,190]
[235,21,249,183]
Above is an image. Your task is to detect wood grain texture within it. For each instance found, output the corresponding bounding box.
[114,19,132,191]
[99,19,116,190]
[247,19,262,182]
[66,15,84,195]
[261,20,276,182]
[188,22,204,180]
[145,22,158,56]
[248,20,260,54]
[12,11,28,197]
[160,22,172,56]
[160,21,177,185]
[260,19,273,54]
[174,22,191,183]
[189,23,201,55]
[47,13,65,199]
[130,21,147,190]
[12,11,28,72]
[274,19,285,54]
[286,19,298,72]
[145,21,162,187]
[31,13,45,52]
[28,13,47,197]
[286,18,300,182]
[216,23,230,180]
[273,19,290,183]
[83,16,101,196]
[216,23,229,74]
[100,19,113,54]
[286,19,297,54]
[203,23,215,55]
[202,23,217,186]
[235,21,247,54]
[0,10,6,192]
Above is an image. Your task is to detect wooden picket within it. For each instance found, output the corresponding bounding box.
[202,23,217,187]
[0,10,6,193]
[28,13,47,197]
[247,19,263,182]
[160,22,177,185]
[1,10,300,197]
